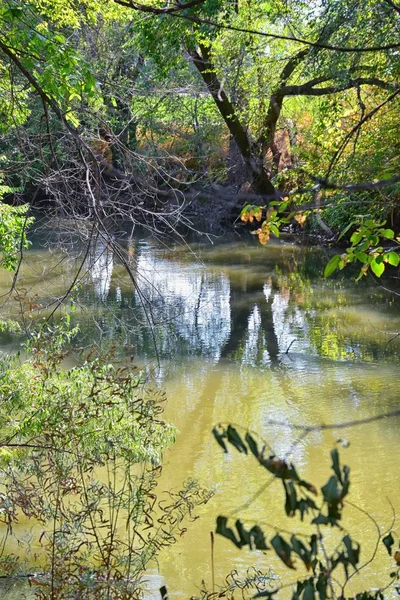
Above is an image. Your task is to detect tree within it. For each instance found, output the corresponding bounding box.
[0,319,211,597]
[110,0,400,197]
[0,0,399,273]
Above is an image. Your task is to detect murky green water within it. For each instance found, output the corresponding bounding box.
[0,231,399,598]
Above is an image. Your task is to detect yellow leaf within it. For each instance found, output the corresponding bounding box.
[257,226,270,245]
[294,213,307,227]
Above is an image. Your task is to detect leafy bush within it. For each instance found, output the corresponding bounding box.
[0,322,211,598]
[213,424,400,600]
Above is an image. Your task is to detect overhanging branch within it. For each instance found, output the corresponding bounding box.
[112,0,400,53]
[281,77,397,96]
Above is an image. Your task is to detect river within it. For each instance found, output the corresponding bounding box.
[0,231,399,598]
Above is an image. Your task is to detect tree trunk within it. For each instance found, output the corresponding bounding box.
[189,45,276,198]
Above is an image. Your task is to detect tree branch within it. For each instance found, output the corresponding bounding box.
[112,1,400,53]
[326,87,400,177]
[262,407,400,433]
[318,173,400,192]
[281,77,397,96]
[114,0,207,13]
[278,48,310,87]
[257,49,310,150]
[189,45,253,161]
[0,40,64,122]
[189,45,276,195]
[382,0,400,15]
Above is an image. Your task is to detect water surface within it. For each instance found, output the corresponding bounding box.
[0,232,399,598]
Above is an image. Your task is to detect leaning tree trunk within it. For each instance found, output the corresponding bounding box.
[189,45,276,199]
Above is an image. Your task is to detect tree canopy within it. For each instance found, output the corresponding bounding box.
[0,0,399,273]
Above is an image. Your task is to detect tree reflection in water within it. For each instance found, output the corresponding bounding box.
[71,237,400,367]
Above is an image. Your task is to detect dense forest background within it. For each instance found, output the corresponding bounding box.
[0,0,399,274]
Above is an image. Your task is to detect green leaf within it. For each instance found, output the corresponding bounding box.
[271,534,295,569]
[350,230,363,245]
[385,251,400,266]
[284,480,298,516]
[321,476,339,503]
[331,449,342,483]
[216,518,268,551]
[324,254,340,278]
[212,426,227,453]
[245,432,259,458]
[338,222,354,240]
[316,574,328,600]
[343,534,360,567]
[280,201,289,212]
[303,581,315,600]
[354,251,368,263]
[248,524,269,550]
[298,497,318,520]
[270,223,280,237]
[290,535,315,570]
[380,229,395,239]
[311,514,336,527]
[383,533,394,556]
[370,258,385,277]
[216,516,241,548]
[235,519,251,547]
[226,425,247,454]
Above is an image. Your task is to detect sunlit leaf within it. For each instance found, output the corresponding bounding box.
[385,251,400,266]
[369,258,385,277]
[270,223,280,237]
[380,229,395,239]
[350,231,363,245]
[294,213,307,227]
[324,254,340,278]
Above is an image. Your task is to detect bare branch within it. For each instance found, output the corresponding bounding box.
[263,407,400,433]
